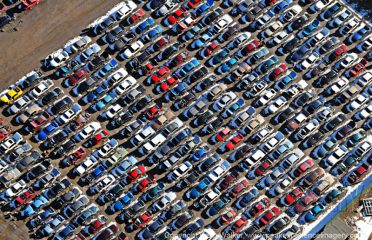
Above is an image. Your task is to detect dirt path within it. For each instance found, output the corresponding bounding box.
[0,0,122,89]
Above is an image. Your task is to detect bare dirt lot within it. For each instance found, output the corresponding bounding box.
[0,0,122,92]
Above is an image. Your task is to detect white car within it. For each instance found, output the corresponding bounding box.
[261,21,283,38]
[254,89,276,107]
[295,119,320,141]
[212,92,237,112]
[74,157,98,176]
[167,161,193,181]
[355,71,372,88]
[207,160,231,182]
[269,31,292,46]
[326,77,348,95]
[299,52,320,70]
[156,0,178,17]
[0,132,23,155]
[353,104,371,120]
[325,145,348,167]
[340,53,358,68]
[74,122,102,142]
[329,9,352,28]
[279,5,302,23]
[312,0,333,12]
[150,192,177,212]
[227,32,251,50]
[105,68,128,88]
[113,1,137,20]
[120,40,144,59]
[194,229,216,240]
[90,174,116,193]
[45,50,69,68]
[96,139,119,158]
[105,104,123,119]
[131,126,156,146]
[8,95,31,115]
[57,103,82,125]
[0,179,26,202]
[115,76,137,95]
[339,18,361,36]
[30,80,54,98]
[213,15,233,33]
[346,93,369,113]
[263,96,287,115]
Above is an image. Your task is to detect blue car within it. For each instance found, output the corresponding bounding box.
[83,165,106,184]
[86,84,108,103]
[219,57,239,73]
[192,2,213,17]
[36,121,59,142]
[211,49,230,65]
[349,26,371,43]
[275,71,297,90]
[304,203,325,222]
[236,187,259,209]
[187,178,211,199]
[29,207,57,228]
[177,59,200,78]
[168,82,190,100]
[302,19,320,37]
[21,195,49,217]
[192,32,213,49]
[142,25,163,42]
[191,148,210,162]
[93,93,115,111]
[321,2,342,20]
[110,192,134,212]
[182,24,203,42]
[143,182,165,201]
[96,59,118,78]
[272,0,292,14]
[136,18,155,34]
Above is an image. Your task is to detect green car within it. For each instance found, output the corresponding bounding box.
[346,130,366,148]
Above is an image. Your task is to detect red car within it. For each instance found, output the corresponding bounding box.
[254,160,272,178]
[137,177,156,192]
[0,3,7,13]
[270,63,287,80]
[225,134,244,151]
[294,191,318,214]
[127,9,145,25]
[241,39,260,56]
[167,9,186,25]
[159,77,178,92]
[187,0,202,8]
[29,111,51,132]
[151,66,170,84]
[140,63,157,76]
[145,104,162,120]
[153,36,171,52]
[134,211,153,229]
[220,209,236,225]
[329,44,348,62]
[64,147,87,166]
[0,126,12,141]
[216,127,231,142]
[259,207,281,226]
[22,0,42,10]
[88,216,107,234]
[169,52,190,68]
[69,68,89,85]
[92,129,109,146]
[14,191,36,207]
[292,159,314,178]
[217,173,238,191]
[128,166,146,183]
[283,187,303,206]
[348,163,369,184]
[203,42,220,57]
[230,216,248,234]
[229,179,249,198]
[349,58,367,77]
[248,197,270,218]
[95,224,118,240]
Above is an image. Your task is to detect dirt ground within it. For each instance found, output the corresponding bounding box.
[0,0,122,92]
[0,0,121,239]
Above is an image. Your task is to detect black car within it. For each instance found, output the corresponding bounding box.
[281,37,300,54]
[41,87,63,106]
[321,113,347,133]
[50,139,75,159]
[19,71,43,90]
[173,92,196,110]
[186,66,209,84]
[292,92,314,108]
[147,0,167,10]
[129,95,152,113]
[202,117,224,135]
[118,199,145,222]
[179,219,204,239]
[175,171,200,191]
[219,24,240,42]
[86,56,106,72]
[318,37,339,55]
[169,128,192,148]
[120,119,144,137]
[196,110,214,125]
[45,179,71,200]
[193,75,216,93]
[77,77,98,95]
[54,187,81,209]
[16,151,42,172]
[287,15,309,32]
[105,25,125,44]
[92,16,116,35]
[155,44,180,62]
[303,132,324,148]
[172,211,193,230]
[129,50,152,69]
[302,99,324,116]
[202,7,223,25]
[0,15,13,29]
[121,85,146,105]
[197,153,221,172]
[113,31,136,51]
[269,217,290,234]
[314,69,338,88]
[50,96,73,115]
[42,130,69,149]
[243,3,265,22]
[112,110,133,128]
[274,107,296,124]
[25,161,51,181]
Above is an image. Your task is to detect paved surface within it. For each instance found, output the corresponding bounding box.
[0,0,371,240]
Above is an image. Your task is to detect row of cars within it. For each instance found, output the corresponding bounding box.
[0,0,371,239]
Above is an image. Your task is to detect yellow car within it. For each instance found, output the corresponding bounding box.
[0,86,23,104]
